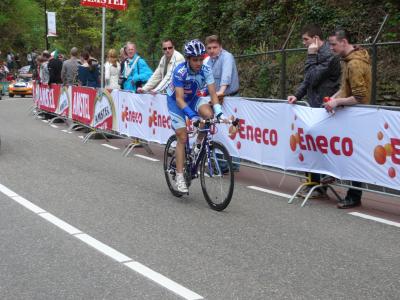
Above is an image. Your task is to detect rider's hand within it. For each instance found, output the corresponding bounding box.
[213,103,226,121]
[287,95,297,104]
[191,115,201,127]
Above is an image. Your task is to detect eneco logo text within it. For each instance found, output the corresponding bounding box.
[229,119,278,149]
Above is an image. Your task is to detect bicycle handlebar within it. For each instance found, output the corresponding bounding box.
[192,117,240,128]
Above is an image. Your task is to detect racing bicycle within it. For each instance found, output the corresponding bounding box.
[163,118,239,211]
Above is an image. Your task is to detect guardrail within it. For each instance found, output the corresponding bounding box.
[32,84,400,208]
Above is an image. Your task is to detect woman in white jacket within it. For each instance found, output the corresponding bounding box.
[104,49,121,90]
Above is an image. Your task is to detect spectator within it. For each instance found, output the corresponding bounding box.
[119,46,128,89]
[104,49,121,90]
[325,28,372,209]
[205,35,239,97]
[84,45,98,64]
[32,55,42,82]
[48,50,63,84]
[61,47,80,85]
[14,53,21,70]
[205,35,240,171]
[78,51,100,88]
[6,52,14,71]
[0,61,9,81]
[138,39,184,94]
[39,51,51,84]
[121,42,152,92]
[287,24,341,198]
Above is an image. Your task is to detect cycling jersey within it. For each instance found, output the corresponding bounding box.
[167,62,215,130]
[167,62,214,104]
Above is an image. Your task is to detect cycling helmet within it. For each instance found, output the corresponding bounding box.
[184,39,206,57]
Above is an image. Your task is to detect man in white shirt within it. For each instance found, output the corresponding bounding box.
[137,39,184,94]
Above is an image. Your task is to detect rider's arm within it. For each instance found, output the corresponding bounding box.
[175,87,187,109]
[176,86,198,119]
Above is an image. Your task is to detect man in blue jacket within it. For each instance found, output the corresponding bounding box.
[122,42,153,92]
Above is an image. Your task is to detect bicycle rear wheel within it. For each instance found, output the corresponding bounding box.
[163,135,183,197]
[200,141,234,211]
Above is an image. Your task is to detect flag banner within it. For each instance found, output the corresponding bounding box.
[47,12,57,37]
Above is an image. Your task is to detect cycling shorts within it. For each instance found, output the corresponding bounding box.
[167,97,210,130]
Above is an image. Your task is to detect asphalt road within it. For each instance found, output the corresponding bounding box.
[0,96,399,300]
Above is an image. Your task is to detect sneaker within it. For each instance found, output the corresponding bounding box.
[298,185,326,199]
[176,173,188,193]
[337,196,361,209]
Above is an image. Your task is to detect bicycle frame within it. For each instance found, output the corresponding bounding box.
[185,123,221,183]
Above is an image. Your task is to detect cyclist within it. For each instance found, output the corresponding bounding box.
[167,39,227,193]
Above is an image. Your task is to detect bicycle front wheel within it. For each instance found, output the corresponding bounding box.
[163,134,183,197]
[200,141,234,211]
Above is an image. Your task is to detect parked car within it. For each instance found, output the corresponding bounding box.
[8,73,33,97]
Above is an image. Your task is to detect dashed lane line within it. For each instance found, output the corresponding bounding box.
[134,154,160,162]
[101,144,120,150]
[349,212,400,228]
[247,185,292,199]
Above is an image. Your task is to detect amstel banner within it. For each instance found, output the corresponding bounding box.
[71,86,96,125]
[80,0,127,10]
[37,84,61,113]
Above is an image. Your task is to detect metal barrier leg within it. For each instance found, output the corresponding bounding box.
[83,131,97,143]
[68,123,83,131]
[288,182,309,204]
[122,139,152,157]
[49,116,67,125]
[300,184,327,207]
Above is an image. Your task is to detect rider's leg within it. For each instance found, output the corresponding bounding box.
[195,103,213,143]
[175,127,188,173]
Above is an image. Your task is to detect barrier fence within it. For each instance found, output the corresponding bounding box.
[32,83,400,206]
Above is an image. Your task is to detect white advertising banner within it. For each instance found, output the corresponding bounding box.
[110,92,400,191]
[33,88,394,190]
[47,12,57,37]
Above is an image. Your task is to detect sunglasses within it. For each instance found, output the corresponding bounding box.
[163,46,174,51]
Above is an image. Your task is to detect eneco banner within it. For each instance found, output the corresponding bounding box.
[220,97,400,190]
[35,88,400,190]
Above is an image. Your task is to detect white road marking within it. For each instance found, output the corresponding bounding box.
[0,183,203,300]
[39,213,82,235]
[61,129,72,134]
[101,144,120,150]
[78,135,84,139]
[247,186,292,199]
[50,124,58,128]
[11,196,46,214]
[75,234,132,263]
[134,154,160,162]
[41,120,49,123]
[125,262,203,300]
[349,212,400,228]
[0,184,19,197]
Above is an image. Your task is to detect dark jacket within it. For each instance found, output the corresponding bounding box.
[295,41,341,108]
[78,64,100,88]
[48,58,63,84]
